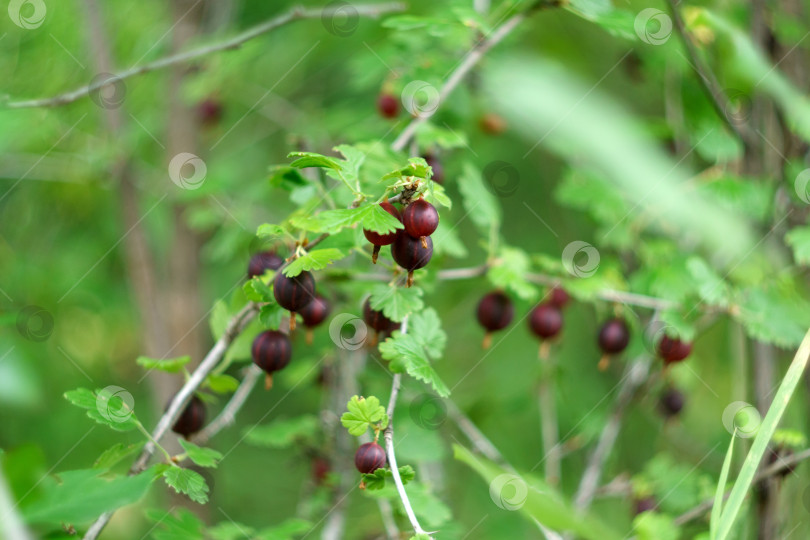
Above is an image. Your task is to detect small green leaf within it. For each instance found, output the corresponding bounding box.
[340,395,389,436]
[23,468,155,525]
[256,223,286,238]
[379,333,449,397]
[178,440,223,468]
[291,208,364,234]
[64,387,139,432]
[408,308,446,359]
[424,181,452,209]
[369,285,424,322]
[361,203,405,234]
[243,278,274,302]
[163,467,209,504]
[458,161,501,234]
[282,248,345,277]
[93,443,142,470]
[489,247,537,300]
[259,303,285,330]
[382,157,432,181]
[244,415,320,448]
[287,151,342,171]
[785,226,810,265]
[136,355,191,374]
[205,373,239,394]
[362,465,415,490]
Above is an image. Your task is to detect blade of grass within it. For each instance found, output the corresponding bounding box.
[710,429,736,538]
[715,327,810,540]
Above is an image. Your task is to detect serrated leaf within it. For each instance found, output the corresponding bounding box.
[734,286,810,347]
[64,387,139,432]
[785,226,810,265]
[340,395,389,436]
[369,285,424,322]
[361,203,405,234]
[382,157,432,181]
[334,144,366,183]
[243,278,274,302]
[489,246,537,300]
[136,355,191,374]
[362,465,415,490]
[408,308,446,358]
[287,151,342,171]
[291,208,364,234]
[282,248,345,277]
[259,303,285,330]
[256,223,286,238]
[268,165,308,191]
[687,256,731,307]
[178,440,222,468]
[379,333,449,397]
[163,467,209,504]
[458,161,501,234]
[205,373,239,394]
[244,415,320,448]
[93,443,142,470]
[23,468,155,525]
[424,181,452,209]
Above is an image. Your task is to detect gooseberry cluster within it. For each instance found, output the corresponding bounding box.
[364,198,439,287]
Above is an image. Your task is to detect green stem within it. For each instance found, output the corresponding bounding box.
[135,421,174,464]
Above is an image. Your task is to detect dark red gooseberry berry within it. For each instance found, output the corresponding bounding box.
[658,387,685,418]
[198,97,223,126]
[402,198,439,243]
[363,202,402,263]
[172,394,206,438]
[476,291,513,348]
[598,318,630,354]
[355,442,387,474]
[634,496,657,515]
[377,93,398,119]
[549,287,570,309]
[247,250,284,278]
[529,303,563,340]
[273,270,316,330]
[312,457,331,485]
[363,299,397,333]
[657,335,692,364]
[299,295,330,345]
[423,154,444,184]
[252,330,292,389]
[391,232,433,287]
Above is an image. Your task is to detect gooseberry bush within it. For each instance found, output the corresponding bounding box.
[8,1,810,540]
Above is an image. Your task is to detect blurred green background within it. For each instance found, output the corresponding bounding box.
[4,0,810,538]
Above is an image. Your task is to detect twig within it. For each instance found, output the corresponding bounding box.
[4,3,406,110]
[446,399,512,469]
[537,347,560,486]
[572,357,651,511]
[82,302,258,540]
[383,317,432,538]
[193,364,263,445]
[666,0,752,146]
[390,12,527,152]
[674,447,810,526]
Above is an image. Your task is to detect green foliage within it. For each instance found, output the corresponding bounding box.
[379,309,449,397]
[244,278,274,302]
[244,415,320,448]
[205,373,240,394]
[632,512,680,540]
[369,284,425,322]
[785,226,810,265]
[135,355,191,373]
[282,248,345,277]
[458,161,501,234]
[178,440,222,468]
[361,465,415,490]
[489,246,537,300]
[340,395,389,437]
[64,388,139,432]
[162,467,209,504]
[23,468,154,525]
[93,443,142,470]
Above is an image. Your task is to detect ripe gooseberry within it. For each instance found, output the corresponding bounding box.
[355,441,387,474]
[476,291,514,349]
[247,250,283,279]
[391,232,433,287]
[402,198,439,247]
[171,394,206,438]
[597,318,630,371]
[298,295,331,345]
[252,330,292,389]
[273,270,316,331]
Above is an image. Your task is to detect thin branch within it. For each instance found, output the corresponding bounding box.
[4,3,406,110]
[666,0,752,146]
[573,357,651,511]
[383,317,432,538]
[193,364,263,445]
[390,12,527,152]
[445,399,512,469]
[82,302,258,540]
